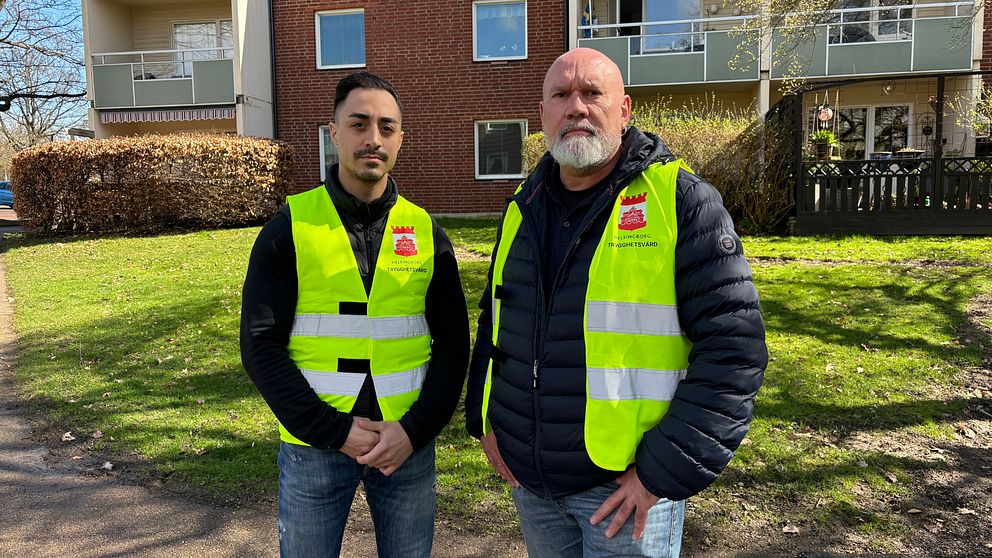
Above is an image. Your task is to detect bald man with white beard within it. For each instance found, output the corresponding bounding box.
[464,49,768,557]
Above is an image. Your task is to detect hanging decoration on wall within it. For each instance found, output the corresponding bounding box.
[813,90,837,130]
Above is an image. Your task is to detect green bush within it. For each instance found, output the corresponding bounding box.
[523,131,547,173]
[10,134,295,234]
[521,96,795,233]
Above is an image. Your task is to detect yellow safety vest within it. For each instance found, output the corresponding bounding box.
[283,185,435,446]
[484,160,692,471]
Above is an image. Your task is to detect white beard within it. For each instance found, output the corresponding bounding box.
[547,129,619,172]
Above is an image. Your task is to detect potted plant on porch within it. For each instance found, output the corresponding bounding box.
[809,129,840,161]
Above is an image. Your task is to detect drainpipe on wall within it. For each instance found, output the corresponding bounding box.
[564,0,570,52]
[268,0,278,138]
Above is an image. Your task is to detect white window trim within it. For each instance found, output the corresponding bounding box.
[314,9,366,70]
[472,0,528,62]
[474,119,528,180]
[318,125,339,182]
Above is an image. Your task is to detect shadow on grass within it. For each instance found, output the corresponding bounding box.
[759,265,988,361]
[0,225,263,253]
[12,293,279,496]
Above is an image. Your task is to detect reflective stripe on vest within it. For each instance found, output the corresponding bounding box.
[284,185,434,446]
[483,161,692,472]
[586,301,683,337]
[301,363,428,398]
[291,314,430,340]
[587,367,688,401]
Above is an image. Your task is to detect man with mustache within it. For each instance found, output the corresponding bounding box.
[465,48,767,557]
[241,71,469,557]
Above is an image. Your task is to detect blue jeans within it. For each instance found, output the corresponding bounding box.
[511,481,685,558]
[277,440,436,558]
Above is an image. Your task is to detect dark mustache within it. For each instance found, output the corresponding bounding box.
[354,147,389,162]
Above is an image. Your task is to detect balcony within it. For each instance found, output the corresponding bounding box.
[577,15,760,86]
[577,1,974,87]
[772,2,973,78]
[91,47,235,109]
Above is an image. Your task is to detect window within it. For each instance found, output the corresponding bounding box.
[319,126,339,182]
[171,20,233,78]
[828,0,912,44]
[641,0,703,54]
[807,104,909,159]
[873,105,910,153]
[836,107,869,160]
[475,120,526,179]
[315,10,365,69]
[473,1,527,61]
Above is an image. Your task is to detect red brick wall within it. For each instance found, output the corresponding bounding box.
[273,0,565,213]
[984,3,992,86]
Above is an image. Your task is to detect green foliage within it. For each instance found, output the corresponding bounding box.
[522,131,546,173]
[521,96,796,233]
[633,96,794,233]
[9,134,295,234]
[809,128,839,147]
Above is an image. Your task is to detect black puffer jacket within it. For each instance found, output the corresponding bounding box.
[465,127,767,501]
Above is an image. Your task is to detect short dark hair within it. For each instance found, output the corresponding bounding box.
[333,71,403,121]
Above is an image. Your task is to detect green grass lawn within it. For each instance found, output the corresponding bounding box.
[2,225,990,540]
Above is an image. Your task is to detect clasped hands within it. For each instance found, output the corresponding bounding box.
[341,418,413,476]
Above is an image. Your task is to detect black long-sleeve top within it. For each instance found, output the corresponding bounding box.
[240,168,470,450]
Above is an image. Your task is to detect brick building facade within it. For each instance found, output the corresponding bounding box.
[984,2,992,85]
[272,0,566,213]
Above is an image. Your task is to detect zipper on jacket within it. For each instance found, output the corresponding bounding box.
[520,196,552,498]
[531,169,642,497]
[364,224,375,291]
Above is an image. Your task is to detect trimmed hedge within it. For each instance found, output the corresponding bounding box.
[10,134,295,234]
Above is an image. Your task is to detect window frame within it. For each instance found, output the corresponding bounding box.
[871,103,912,153]
[170,19,234,78]
[806,102,913,159]
[314,8,366,70]
[318,125,339,182]
[472,0,528,62]
[474,119,528,180]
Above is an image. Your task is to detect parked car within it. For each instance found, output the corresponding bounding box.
[0,181,12,208]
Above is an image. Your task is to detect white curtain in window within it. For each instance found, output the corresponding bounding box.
[476,3,525,20]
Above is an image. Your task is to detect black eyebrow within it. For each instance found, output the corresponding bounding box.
[346,113,398,125]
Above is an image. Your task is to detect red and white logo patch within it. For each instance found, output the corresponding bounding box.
[618,192,648,231]
[391,226,418,257]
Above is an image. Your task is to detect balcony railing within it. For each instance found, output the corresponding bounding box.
[773,2,973,78]
[577,2,974,86]
[577,14,759,85]
[91,47,235,109]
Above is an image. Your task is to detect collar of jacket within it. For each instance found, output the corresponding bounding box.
[324,164,398,224]
[514,126,676,211]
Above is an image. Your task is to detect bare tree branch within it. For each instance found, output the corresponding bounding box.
[0,0,87,152]
[0,91,86,113]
